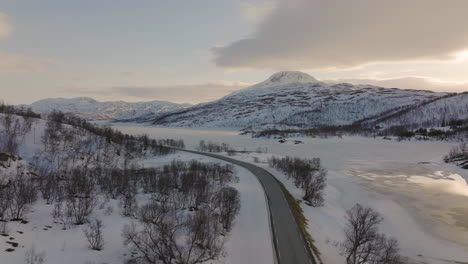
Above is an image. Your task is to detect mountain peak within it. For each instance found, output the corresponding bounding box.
[253,71,319,88]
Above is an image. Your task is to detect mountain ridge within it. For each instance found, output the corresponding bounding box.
[25,97,191,121]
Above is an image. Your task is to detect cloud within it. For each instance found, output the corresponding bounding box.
[334,77,468,93]
[213,0,468,70]
[0,13,12,39]
[64,81,252,104]
[240,1,275,23]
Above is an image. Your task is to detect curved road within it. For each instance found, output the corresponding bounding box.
[175,148,316,264]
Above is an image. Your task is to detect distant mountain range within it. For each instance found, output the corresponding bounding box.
[25,97,191,121]
[23,71,468,132]
[141,71,466,131]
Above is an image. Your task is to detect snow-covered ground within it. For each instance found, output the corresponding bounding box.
[141,152,274,264]
[0,150,274,264]
[111,125,468,264]
[0,116,273,264]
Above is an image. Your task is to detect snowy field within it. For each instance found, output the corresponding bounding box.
[0,116,273,264]
[0,150,274,264]
[111,124,468,264]
[141,152,274,264]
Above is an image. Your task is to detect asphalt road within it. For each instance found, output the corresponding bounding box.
[175,148,316,264]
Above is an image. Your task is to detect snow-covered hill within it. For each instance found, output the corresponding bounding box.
[26,97,191,120]
[250,71,321,88]
[147,71,448,129]
[370,92,468,129]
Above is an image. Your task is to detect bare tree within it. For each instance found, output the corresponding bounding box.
[213,187,240,231]
[65,172,96,225]
[6,177,37,220]
[375,236,402,264]
[39,172,60,204]
[0,111,14,134]
[341,204,402,264]
[83,218,105,251]
[269,156,327,206]
[444,142,468,165]
[120,186,138,217]
[123,202,225,264]
[303,168,327,206]
[192,174,211,210]
[0,113,20,155]
[0,187,11,221]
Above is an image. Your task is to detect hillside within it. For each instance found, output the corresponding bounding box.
[369,92,468,129]
[26,97,191,121]
[146,71,448,130]
[0,108,247,264]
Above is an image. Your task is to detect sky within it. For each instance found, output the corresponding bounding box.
[1,0,468,105]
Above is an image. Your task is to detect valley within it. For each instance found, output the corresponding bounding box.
[4,2,468,263]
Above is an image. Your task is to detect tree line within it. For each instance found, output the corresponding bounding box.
[197,140,234,153]
[444,142,468,169]
[268,156,327,206]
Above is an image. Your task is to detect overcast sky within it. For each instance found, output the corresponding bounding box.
[1,0,468,104]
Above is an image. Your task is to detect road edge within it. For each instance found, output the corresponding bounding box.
[273,177,322,264]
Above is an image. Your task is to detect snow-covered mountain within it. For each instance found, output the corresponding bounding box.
[146,71,449,129]
[250,71,321,88]
[26,97,191,120]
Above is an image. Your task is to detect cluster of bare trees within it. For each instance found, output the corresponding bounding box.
[123,203,225,264]
[197,140,234,153]
[0,102,40,119]
[35,158,239,259]
[36,168,97,227]
[64,171,97,225]
[121,160,240,264]
[139,160,237,211]
[0,176,37,222]
[213,186,240,231]
[0,148,37,234]
[341,204,403,264]
[83,218,105,251]
[268,156,327,206]
[156,138,185,148]
[42,110,184,156]
[444,142,468,169]
[0,111,34,155]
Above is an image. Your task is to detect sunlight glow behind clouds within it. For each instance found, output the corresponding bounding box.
[455,50,468,62]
